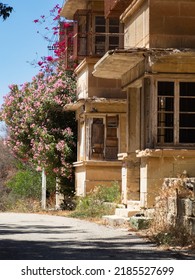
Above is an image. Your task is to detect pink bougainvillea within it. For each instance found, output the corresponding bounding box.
[32,3,75,72]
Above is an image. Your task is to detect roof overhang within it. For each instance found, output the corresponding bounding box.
[65,98,126,111]
[93,48,195,81]
[60,0,87,19]
[93,48,147,79]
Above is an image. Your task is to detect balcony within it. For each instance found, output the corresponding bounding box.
[104,0,131,18]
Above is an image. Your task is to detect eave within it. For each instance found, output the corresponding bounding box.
[93,48,147,79]
[65,97,126,111]
[60,0,87,20]
[136,149,195,158]
[93,48,195,81]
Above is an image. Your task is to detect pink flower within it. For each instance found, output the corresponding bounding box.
[38,61,44,66]
[46,56,53,62]
[36,166,42,172]
[63,22,71,28]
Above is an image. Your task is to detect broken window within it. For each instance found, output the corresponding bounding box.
[87,116,118,160]
[157,81,195,145]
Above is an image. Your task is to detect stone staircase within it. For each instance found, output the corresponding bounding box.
[102,201,141,227]
[102,201,154,228]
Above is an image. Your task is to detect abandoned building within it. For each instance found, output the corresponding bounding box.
[60,0,195,210]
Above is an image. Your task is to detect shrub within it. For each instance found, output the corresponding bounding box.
[4,163,57,210]
[70,182,120,218]
[94,181,121,203]
[6,169,42,199]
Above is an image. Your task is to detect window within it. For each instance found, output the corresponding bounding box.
[73,12,123,60]
[157,81,195,145]
[179,82,195,143]
[157,82,174,144]
[86,115,118,160]
[94,16,121,56]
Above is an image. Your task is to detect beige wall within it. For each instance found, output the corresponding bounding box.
[140,154,195,208]
[122,0,195,49]
[76,59,125,99]
[74,162,122,195]
[123,1,149,48]
[150,0,195,48]
[75,164,86,196]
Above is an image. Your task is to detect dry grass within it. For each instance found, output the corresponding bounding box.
[146,178,195,249]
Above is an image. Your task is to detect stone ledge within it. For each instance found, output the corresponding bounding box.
[102,215,129,227]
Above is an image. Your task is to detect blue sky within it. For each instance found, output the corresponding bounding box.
[0,0,64,107]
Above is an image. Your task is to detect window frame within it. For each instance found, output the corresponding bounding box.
[92,15,123,56]
[85,114,119,161]
[155,79,195,147]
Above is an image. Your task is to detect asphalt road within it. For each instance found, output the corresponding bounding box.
[0,212,193,260]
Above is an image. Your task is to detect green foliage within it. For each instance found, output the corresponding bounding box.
[6,169,42,199]
[70,182,120,218]
[0,3,13,20]
[6,163,56,200]
[95,182,121,203]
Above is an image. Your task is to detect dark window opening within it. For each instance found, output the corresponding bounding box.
[179,82,195,143]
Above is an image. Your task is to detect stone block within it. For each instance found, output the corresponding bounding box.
[187,217,195,236]
[167,197,177,215]
[144,208,155,219]
[129,217,152,230]
[115,208,139,218]
[167,213,176,225]
[178,198,193,217]
[192,201,195,217]
[102,215,128,227]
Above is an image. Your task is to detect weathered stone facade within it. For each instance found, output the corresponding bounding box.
[93,0,195,208]
[61,1,127,196]
[61,1,195,209]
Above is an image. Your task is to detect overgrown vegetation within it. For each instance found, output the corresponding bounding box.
[0,145,120,218]
[0,161,57,212]
[147,177,195,248]
[0,139,57,212]
[70,182,121,219]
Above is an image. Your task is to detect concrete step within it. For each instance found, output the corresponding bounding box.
[127,200,141,211]
[102,215,129,227]
[115,208,140,218]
